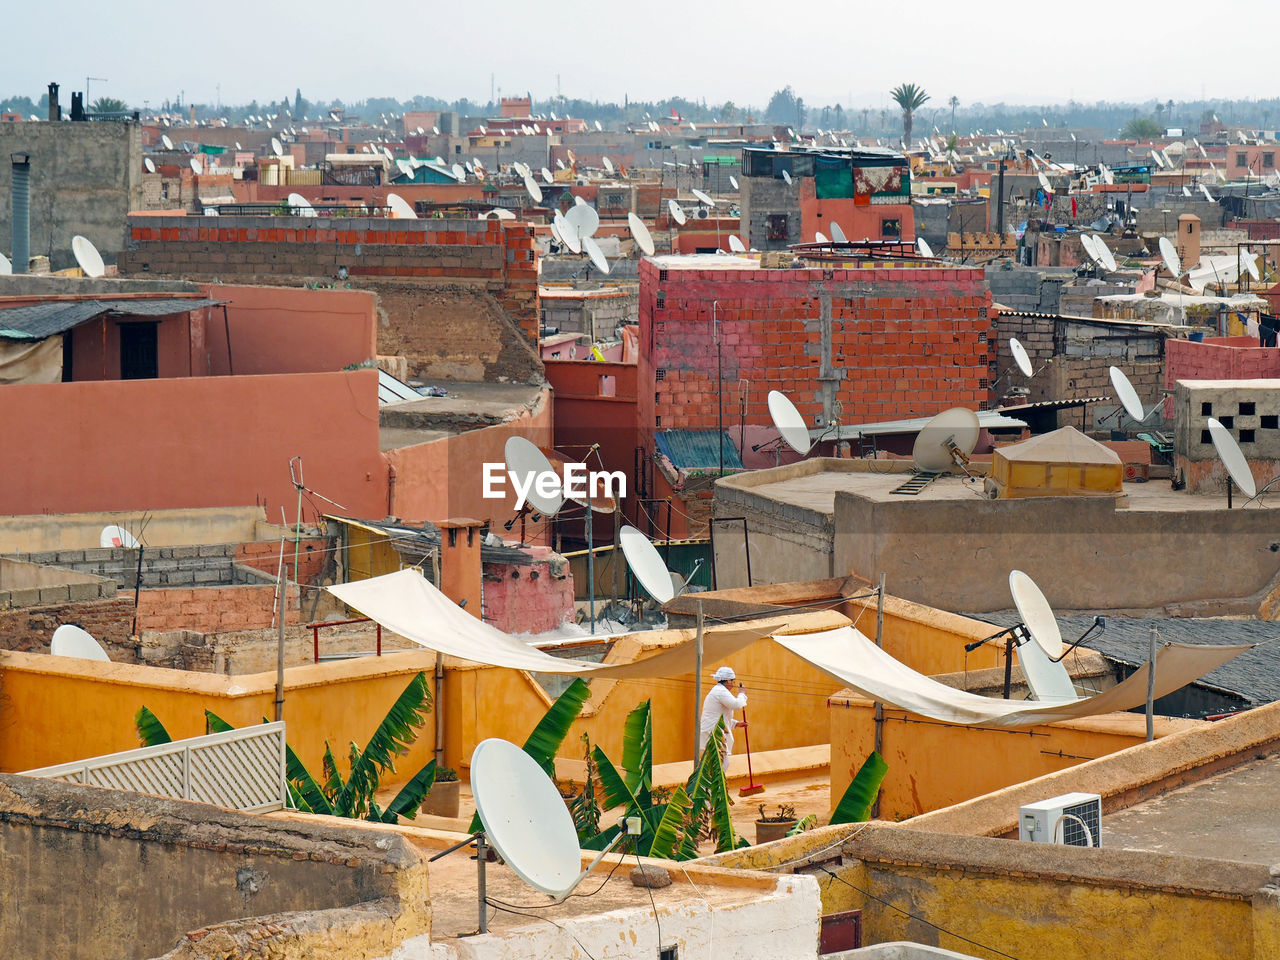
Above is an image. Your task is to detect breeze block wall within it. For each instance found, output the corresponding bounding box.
[637,259,993,442]
[119,215,539,347]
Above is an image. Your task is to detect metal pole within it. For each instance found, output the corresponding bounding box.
[872,575,885,818]
[1003,635,1015,701]
[476,832,488,934]
[693,600,705,767]
[434,651,445,767]
[715,301,724,476]
[587,501,595,631]
[275,561,286,721]
[612,504,622,604]
[1145,626,1158,742]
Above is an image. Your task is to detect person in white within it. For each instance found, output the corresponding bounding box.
[699,665,748,758]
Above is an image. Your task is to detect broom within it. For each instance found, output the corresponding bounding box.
[737,706,764,797]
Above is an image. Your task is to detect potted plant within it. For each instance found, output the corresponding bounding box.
[421,767,460,818]
[755,803,798,845]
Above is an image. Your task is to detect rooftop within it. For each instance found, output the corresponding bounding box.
[378,380,547,449]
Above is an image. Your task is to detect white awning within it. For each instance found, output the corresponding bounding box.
[326,569,774,677]
[772,625,1251,728]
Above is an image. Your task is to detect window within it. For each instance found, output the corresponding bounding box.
[1262,415,1278,429]
[1236,152,1248,167]
[1219,415,1234,429]
[1201,429,1213,444]
[1265,153,1275,168]
[119,322,159,380]
[1240,401,1256,416]
[881,218,901,238]
[1201,402,1213,416]
[1187,222,1194,234]
[1240,429,1256,443]
[766,214,789,240]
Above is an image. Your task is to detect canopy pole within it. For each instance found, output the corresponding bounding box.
[693,600,704,767]
[1146,626,1158,742]
[872,574,885,818]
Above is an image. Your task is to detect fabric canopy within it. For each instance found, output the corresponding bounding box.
[326,569,775,677]
[773,626,1252,728]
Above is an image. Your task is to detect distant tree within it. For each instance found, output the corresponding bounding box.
[861,107,870,131]
[833,103,844,130]
[1122,116,1163,139]
[765,86,799,124]
[794,96,806,131]
[91,97,128,114]
[948,95,959,132]
[889,83,930,143]
[821,105,831,127]
[294,88,304,117]
[721,101,737,122]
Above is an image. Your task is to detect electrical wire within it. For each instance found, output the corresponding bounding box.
[482,849,630,909]
[817,866,1024,960]
[635,849,663,953]
[676,864,715,960]
[483,900,599,960]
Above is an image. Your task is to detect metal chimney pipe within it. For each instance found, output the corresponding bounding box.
[10,151,31,275]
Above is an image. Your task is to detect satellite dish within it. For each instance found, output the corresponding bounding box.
[287,193,316,217]
[1009,337,1034,378]
[452,162,465,181]
[1037,171,1052,193]
[556,158,566,170]
[488,208,517,221]
[582,235,610,274]
[50,625,111,662]
[619,525,676,604]
[189,157,202,175]
[144,157,156,173]
[767,390,811,455]
[100,524,140,548]
[917,237,934,258]
[691,188,715,207]
[1207,418,1256,497]
[549,221,565,247]
[911,407,980,473]
[504,437,564,516]
[573,194,586,206]
[1079,233,1099,263]
[553,210,581,253]
[728,235,746,253]
[1240,248,1260,283]
[71,235,105,278]
[387,193,417,219]
[830,221,847,243]
[1151,149,1165,169]
[1009,570,1064,659]
[602,156,614,174]
[814,231,829,244]
[541,166,553,183]
[1200,184,1214,202]
[594,120,603,132]
[524,174,543,203]
[564,203,600,240]
[1159,236,1182,279]
[0,252,11,275]
[782,169,792,185]
[1094,235,1118,272]
[235,141,242,150]
[470,739,583,899]
[271,136,283,155]
[729,175,739,190]
[668,199,687,225]
[1109,366,1146,422]
[432,126,440,135]
[161,134,174,150]
[396,158,413,178]
[627,213,655,256]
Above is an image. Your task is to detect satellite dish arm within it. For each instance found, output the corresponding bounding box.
[545,828,630,904]
[1049,616,1106,663]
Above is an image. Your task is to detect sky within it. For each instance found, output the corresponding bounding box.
[3,0,1275,112]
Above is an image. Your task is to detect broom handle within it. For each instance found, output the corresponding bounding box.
[740,705,755,783]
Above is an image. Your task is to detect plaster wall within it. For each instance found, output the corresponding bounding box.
[1171,378,1280,494]
[0,506,270,554]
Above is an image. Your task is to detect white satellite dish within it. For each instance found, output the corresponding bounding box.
[691,188,715,207]
[582,235,610,274]
[100,524,140,548]
[830,221,847,243]
[1207,418,1256,498]
[556,158,566,170]
[1240,248,1260,283]
[573,194,586,206]
[503,437,564,516]
[287,193,316,217]
[1159,236,1182,279]
[602,156,614,174]
[668,199,687,225]
[553,210,581,253]
[452,162,465,181]
[728,235,746,253]
[488,208,517,221]
[814,231,829,244]
[1036,171,1052,194]
[189,158,202,175]
[729,175,739,190]
[1109,366,1146,423]
[524,174,543,203]
[432,126,439,135]
[235,141,242,150]
[781,169,793,185]
[71,235,105,278]
[564,203,600,240]
[271,136,283,155]
[917,237,934,258]
[767,390,811,455]
[627,213,655,256]
[533,123,541,134]
[144,157,156,173]
[541,166,553,183]
[619,525,676,604]
[549,221,565,247]
[594,119,603,131]
[387,193,417,219]
[1199,184,1214,202]
[50,624,111,662]
[1009,337,1033,378]
[1008,570,1064,659]
[0,252,11,275]
[161,134,174,150]
[470,738,585,899]
[1079,233,1099,263]
[1093,235,1118,273]
[396,158,413,178]
[1151,149,1165,169]
[911,407,980,473]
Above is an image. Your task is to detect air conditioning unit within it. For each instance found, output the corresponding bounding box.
[1018,792,1101,847]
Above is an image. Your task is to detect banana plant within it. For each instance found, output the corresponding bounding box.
[788,750,889,836]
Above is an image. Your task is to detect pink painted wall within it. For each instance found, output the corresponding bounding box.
[0,370,388,520]
[482,548,575,633]
[1164,336,1280,417]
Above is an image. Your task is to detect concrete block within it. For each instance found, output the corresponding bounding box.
[55,550,86,564]
[38,585,71,604]
[8,588,41,607]
[67,582,100,602]
[170,545,201,559]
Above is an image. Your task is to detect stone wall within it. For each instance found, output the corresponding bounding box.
[740,174,801,250]
[0,597,140,659]
[541,286,639,340]
[0,557,116,608]
[132,583,301,636]
[1172,378,1280,494]
[6,543,241,589]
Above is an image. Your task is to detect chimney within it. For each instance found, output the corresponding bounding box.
[1177,214,1201,273]
[437,519,484,618]
[47,83,60,122]
[10,151,31,275]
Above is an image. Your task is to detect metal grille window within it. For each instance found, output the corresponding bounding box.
[881,218,901,238]
[766,214,789,240]
[656,368,666,381]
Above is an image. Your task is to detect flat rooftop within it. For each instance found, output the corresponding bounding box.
[379,380,546,450]
[1102,754,1280,865]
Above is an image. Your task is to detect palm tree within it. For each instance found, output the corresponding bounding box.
[890,83,931,144]
[948,96,959,133]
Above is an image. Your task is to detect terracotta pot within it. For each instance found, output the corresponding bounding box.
[420,778,461,819]
[755,819,797,845]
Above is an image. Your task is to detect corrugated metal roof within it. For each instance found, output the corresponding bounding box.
[655,430,745,471]
[0,298,225,341]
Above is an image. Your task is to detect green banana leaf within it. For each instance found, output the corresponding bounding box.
[381,759,437,823]
[523,678,592,777]
[204,709,234,734]
[620,700,653,811]
[332,671,431,818]
[134,706,172,746]
[830,750,889,825]
[648,784,693,860]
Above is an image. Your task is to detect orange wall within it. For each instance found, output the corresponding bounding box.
[0,370,388,519]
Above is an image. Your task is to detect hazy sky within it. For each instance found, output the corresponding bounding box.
[4,0,1274,112]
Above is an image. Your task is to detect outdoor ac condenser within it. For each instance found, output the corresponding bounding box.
[1018,792,1102,847]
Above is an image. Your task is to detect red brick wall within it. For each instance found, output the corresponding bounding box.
[235,539,330,585]
[0,598,139,660]
[132,584,300,634]
[637,260,992,438]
